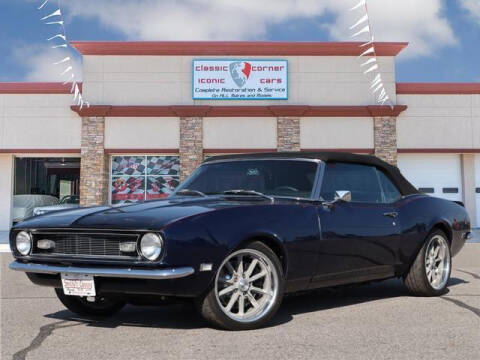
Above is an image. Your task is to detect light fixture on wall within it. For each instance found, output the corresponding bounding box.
[43,158,80,169]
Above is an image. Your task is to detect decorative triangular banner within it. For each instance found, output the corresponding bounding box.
[351,25,370,38]
[348,0,393,107]
[350,0,366,11]
[41,8,61,21]
[36,0,89,108]
[350,14,369,30]
[38,0,48,10]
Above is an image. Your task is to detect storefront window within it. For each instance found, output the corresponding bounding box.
[111,156,180,204]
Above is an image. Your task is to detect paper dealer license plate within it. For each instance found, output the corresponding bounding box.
[61,273,96,297]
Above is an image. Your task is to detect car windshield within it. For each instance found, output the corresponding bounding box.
[175,160,318,199]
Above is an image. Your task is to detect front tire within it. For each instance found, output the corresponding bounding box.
[55,288,126,317]
[198,241,285,330]
[404,230,451,296]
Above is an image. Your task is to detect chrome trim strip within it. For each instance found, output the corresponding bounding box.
[9,261,194,280]
[203,157,322,164]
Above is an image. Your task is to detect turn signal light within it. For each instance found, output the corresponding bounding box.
[119,242,137,253]
[37,239,55,250]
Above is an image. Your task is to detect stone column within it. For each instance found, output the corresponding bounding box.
[80,117,109,207]
[179,117,203,181]
[373,116,397,165]
[461,154,477,227]
[277,117,300,152]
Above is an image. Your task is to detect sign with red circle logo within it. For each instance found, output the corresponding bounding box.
[193,59,288,100]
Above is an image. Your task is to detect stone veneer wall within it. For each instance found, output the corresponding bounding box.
[77,114,400,206]
[179,117,203,181]
[277,117,300,152]
[373,116,397,165]
[79,117,109,207]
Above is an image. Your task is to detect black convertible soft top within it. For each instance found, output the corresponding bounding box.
[204,151,418,196]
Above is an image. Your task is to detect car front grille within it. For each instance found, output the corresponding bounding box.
[32,232,140,259]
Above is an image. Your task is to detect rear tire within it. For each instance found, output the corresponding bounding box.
[404,230,451,296]
[198,241,285,330]
[55,288,125,317]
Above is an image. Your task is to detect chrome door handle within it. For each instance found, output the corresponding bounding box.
[383,212,398,218]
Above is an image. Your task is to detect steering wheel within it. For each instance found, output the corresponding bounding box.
[274,186,299,193]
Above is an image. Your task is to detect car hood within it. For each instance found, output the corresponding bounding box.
[14,196,274,230]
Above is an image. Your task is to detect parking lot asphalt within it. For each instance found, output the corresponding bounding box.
[1,246,479,360]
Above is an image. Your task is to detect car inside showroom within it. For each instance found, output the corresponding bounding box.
[12,157,80,223]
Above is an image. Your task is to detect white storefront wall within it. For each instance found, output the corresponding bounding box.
[82,55,396,106]
[105,117,179,149]
[203,117,277,149]
[0,94,80,149]
[300,117,373,150]
[397,94,479,150]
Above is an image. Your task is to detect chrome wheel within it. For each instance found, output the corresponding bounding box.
[215,248,279,323]
[424,235,451,290]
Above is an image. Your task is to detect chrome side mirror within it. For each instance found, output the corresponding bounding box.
[334,190,351,202]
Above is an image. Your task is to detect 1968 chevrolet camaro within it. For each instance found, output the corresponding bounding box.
[9,152,472,330]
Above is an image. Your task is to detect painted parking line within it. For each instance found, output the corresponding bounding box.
[0,244,11,253]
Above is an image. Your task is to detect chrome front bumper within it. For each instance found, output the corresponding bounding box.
[9,261,195,280]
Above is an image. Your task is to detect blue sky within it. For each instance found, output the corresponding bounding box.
[0,0,479,83]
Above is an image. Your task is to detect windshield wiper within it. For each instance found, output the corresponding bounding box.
[175,189,207,197]
[222,189,274,202]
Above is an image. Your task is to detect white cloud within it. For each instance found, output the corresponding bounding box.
[327,0,457,58]
[12,44,82,82]
[460,0,480,24]
[63,0,457,58]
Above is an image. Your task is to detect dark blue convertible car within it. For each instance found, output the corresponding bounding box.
[9,152,472,330]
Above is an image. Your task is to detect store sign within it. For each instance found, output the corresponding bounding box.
[193,59,288,100]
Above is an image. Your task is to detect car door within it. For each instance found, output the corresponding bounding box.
[311,162,403,288]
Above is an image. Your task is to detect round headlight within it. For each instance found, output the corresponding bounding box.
[140,233,163,261]
[16,231,32,256]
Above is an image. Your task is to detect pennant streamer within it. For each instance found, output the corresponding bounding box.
[47,34,66,41]
[40,8,61,21]
[349,14,368,29]
[38,0,49,10]
[37,0,89,109]
[361,57,376,67]
[351,25,370,38]
[350,0,366,11]
[349,0,393,107]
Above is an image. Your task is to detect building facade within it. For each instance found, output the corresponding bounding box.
[0,41,479,230]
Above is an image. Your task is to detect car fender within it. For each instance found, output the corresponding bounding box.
[161,203,320,292]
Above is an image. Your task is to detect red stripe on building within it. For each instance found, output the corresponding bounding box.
[104,149,179,155]
[0,149,81,153]
[70,41,408,56]
[0,82,82,94]
[71,105,408,118]
[396,83,480,94]
[398,149,480,153]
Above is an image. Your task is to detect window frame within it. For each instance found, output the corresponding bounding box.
[375,168,402,204]
[175,158,323,201]
[318,161,403,205]
[109,154,180,205]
